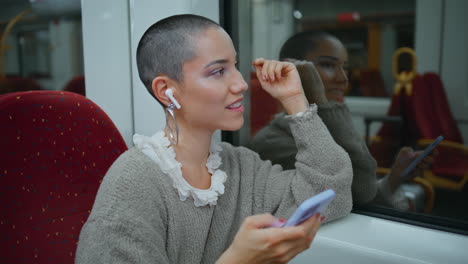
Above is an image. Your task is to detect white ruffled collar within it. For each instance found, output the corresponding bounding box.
[133,131,227,207]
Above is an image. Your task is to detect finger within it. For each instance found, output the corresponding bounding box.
[267,60,277,82]
[422,148,438,163]
[298,213,321,238]
[406,150,424,168]
[307,219,320,243]
[261,60,271,82]
[277,215,319,246]
[265,225,307,242]
[254,63,263,82]
[253,59,268,83]
[252,57,265,66]
[411,149,435,170]
[274,62,283,81]
[254,62,267,82]
[282,61,296,74]
[279,216,322,261]
[244,213,276,229]
[401,147,417,160]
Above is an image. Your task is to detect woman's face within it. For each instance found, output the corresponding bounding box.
[305,37,349,102]
[176,27,248,132]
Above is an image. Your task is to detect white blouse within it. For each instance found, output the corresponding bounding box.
[133,131,227,207]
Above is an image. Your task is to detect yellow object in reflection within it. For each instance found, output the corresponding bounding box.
[392,47,417,96]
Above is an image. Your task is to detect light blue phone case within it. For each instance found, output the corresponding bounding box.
[283,189,336,227]
[400,135,443,179]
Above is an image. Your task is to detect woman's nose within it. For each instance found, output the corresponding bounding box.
[335,66,348,82]
[231,70,248,93]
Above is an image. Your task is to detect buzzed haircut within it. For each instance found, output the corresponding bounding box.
[136,14,220,102]
[279,31,334,61]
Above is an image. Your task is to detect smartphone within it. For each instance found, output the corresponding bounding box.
[282,189,335,227]
[400,135,444,179]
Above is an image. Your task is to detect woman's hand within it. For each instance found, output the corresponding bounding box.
[285,59,328,105]
[217,213,323,264]
[253,58,308,115]
[388,147,438,192]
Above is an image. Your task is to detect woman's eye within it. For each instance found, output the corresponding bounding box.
[212,68,225,76]
[318,62,335,69]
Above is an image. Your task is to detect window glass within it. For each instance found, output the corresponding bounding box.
[226,0,468,233]
[1,0,84,95]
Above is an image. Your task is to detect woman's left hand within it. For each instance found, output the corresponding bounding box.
[253,58,308,115]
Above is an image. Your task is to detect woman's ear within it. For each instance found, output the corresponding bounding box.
[152,76,177,107]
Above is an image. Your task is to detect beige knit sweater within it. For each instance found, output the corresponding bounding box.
[75,105,353,263]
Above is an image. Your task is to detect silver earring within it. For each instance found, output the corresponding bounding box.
[165,103,179,145]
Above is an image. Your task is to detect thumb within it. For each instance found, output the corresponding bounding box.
[399,147,416,161]
[244,214,277,229]
[391,147,415,172]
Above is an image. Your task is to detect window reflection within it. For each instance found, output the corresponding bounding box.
[241,0,468,229]
[17,27,51,79]
[295,0,415,98]
[1,0,84,95]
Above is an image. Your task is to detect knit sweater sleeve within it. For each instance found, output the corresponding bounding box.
[75,149,170,264]
[248,120,298,170]
[317,102,409,209]
[317,102,378,204]
[248,105,353,222]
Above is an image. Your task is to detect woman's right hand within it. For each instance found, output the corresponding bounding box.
[252,58,308,115]
[387,147,437,192]
[217,213,323,264]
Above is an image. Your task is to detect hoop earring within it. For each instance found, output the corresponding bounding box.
[165,103,179,145]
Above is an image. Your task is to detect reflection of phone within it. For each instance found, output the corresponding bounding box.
[400,135,444,179]
[282,189,335,227]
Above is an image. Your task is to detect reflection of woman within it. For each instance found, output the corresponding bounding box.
[250,32,433,209]
[76,16,353,263]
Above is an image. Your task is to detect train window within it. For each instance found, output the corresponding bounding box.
[223,0,468,235]
[1,0,84,95]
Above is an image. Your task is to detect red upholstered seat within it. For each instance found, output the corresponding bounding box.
[408,73,468,190]
[423,73,463,143]
[0,91,127,262]
[63,75,86,96]
[371,72,468,190]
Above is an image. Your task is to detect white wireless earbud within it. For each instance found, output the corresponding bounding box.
[165,88,181,109]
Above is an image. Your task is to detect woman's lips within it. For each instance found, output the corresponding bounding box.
[226,101,244,112]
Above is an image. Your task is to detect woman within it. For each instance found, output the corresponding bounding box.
[75,15,353,263]
[250,32,435,209]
